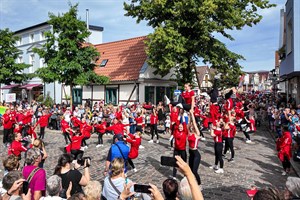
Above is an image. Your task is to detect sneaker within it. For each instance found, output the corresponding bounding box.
[200,137,206,141]
[282,171,287,176]
[139,145,145,149]
[209,165,218,170]
[215,168,224,174]
[133,168,138,173]
[84,146,89,149]
[222,154,227,159]
[228,158,235,162]
[96,144,101,148]
[176,103,183,109]
[246,140,252,144]
[156,140,160,144]
[148,140,154,143]
[80,147,85,151]
[164,95,171,105]
[172,176,178,181]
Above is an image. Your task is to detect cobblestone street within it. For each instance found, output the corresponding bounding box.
[0,125,297,199]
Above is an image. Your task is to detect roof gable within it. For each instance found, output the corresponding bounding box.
[94,36,147,82]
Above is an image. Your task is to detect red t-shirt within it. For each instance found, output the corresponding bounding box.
[213,128,223,143]
[37,114,51,127]
[135,116,143,125]
[61,120,70,133]
[181,90,194,105]
[9,140,27,156]
[224,123,236,138]
[174,123,188,150]
[188,134,199,149]
[2,114,13,129]
[150,114,158,125]
[71,135,84,150]
[94,123,106,134]
[126,134,141,159]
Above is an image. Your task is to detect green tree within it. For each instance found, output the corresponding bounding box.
[0,28,31,85]
[34,3,109,108]
[124,0,275,88]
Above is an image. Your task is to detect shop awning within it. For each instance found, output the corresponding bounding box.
[20,84,42,90]
[0,84,19,90]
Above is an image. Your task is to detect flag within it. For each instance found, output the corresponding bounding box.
[0,106,7,115]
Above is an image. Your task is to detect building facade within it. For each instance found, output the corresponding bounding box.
[62,36,177,106]
[0,22,103,104]
[279,0,300,103]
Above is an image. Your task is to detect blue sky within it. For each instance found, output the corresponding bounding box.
[0,0,284,72]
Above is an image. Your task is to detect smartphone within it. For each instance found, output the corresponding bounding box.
[160,156,178,167]
[22,181,29,195]
[134,184,151,194]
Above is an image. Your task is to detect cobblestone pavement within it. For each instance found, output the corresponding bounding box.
[0,125,298,199]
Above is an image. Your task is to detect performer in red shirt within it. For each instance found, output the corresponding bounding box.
[2,109,13,145]
[243,115,256,143]
[210,120,224,174]
[81,120,93,149]
[124,130,142,172]
[223,114,236,162]
[172,116,188,179]
[106,118,129,135]
[71,115,82,128]
[188,112,202,185]
[165,83,195,112]
[169,106,179,148]
[35,111,51,139]
[8,133,27,160]
[277,125,292,176]
[67,128,85,160]
[94,119,107,148]
[149,108,159,143]
[61,116,72,145]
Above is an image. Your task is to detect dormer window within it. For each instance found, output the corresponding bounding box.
[100,59,108,67]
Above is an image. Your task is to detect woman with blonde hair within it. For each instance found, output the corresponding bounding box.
[102,158,134,200]
[83,181,102,200]
[32,139,48,168]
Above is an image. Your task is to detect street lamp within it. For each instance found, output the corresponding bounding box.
[269,69,278,96]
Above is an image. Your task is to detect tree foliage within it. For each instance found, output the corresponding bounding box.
[0,28,31,85]
[34,3,109,103]
[124,0,275,87]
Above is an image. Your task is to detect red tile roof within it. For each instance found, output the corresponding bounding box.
[94,36,148,82]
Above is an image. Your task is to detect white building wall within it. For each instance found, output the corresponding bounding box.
[82,86,92,99]
[119,84,137,102]
[93,85,105,100]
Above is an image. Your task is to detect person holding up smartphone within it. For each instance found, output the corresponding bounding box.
[188,112,202,186]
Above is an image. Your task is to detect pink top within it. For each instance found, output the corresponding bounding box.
[22,166,46,200]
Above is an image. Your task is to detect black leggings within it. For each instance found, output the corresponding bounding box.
[173,149,187,177]
[171,95,191,111]
[82,137,89,146]
[189,149,201,185]
[128,158,135,169]
[71,149,84,160]
[3,128,12,144]
[282,156,291,171]
[214,142,224,168]
[98,133,103,144]
[39,127,45,139]
[150,124,158,140]
[63,132,71,144]
[243,130,254,140]
[224,138,235,159]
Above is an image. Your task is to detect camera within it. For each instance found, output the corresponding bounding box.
[77,157,91,167]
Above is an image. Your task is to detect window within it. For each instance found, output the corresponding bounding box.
[18,56,23,63]
[40,31,45,40]
[105,88,118,105]
[286,20,293,54]
[145,86,155,103]
[156,86,165,104]
[100,59,108,67]
[29,54,35,73]
[30,33,34,43]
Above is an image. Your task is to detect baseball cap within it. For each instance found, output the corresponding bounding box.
[113,134,123,142]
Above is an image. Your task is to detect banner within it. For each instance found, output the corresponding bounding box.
[0,106,7,115]
[5,93,16,103]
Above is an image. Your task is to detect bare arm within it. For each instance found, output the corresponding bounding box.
[33,190,42,200]
[190,111,200,136]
